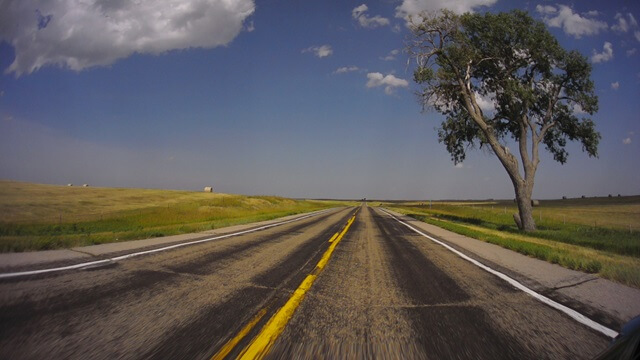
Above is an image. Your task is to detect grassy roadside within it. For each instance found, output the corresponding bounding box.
[0,181,346,252]
[381,199,640,289]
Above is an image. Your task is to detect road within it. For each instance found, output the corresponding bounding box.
[0,205,610,359]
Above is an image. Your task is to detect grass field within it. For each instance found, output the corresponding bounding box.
[0,180,343,252]
[378,197,640,288]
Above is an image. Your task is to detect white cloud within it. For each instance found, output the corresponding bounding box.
[591,42,614,63]
[395,0,496,23]
[536,5,557,15]
[612,13,638,33]
[366,72,409,95]
[572,104,587,115]
[635,31,640,42]
[536,4,608,38]
[302,45,333,58]
[611,81,620,90]
[474,92,496,112]
[0,0,255,76]
[381,49,400,61]
[246,21,255,32]
[334,66,360,74]
[623,137,632,145]
[352,4,390,28]
[627,48,637,56]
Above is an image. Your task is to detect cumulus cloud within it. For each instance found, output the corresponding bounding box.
[628,48,637,57]
[612,13,638,33]
[302,45,333,58]
[396,0,497,22]
[611,81,620,90]
[381,49,400,61]
[623,137,632,145]
[536,5,556,15]
[572,104,587,115]
[536,4,608,38]
[334,66,360,74]
[591,42,614,63]
[352,4,390,28]
[474,92,496,112]
[366,72,409,95]
[0,0,256,76]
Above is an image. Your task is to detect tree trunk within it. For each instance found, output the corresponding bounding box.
[513,182,536,231]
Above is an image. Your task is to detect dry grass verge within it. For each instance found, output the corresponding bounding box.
[0,180,340,252]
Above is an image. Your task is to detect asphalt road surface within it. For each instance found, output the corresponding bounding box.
[0,205,610,359]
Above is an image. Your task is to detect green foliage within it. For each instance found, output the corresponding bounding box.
[413,66,434,83]
[409,10,600,164]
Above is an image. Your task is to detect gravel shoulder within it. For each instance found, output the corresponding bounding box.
[380,207,640,330]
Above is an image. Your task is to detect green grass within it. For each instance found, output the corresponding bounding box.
[380,198,640,288]
[0,180,342,252]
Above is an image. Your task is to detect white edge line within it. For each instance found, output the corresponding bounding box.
[379,208,619,339]
[0,209,335,280]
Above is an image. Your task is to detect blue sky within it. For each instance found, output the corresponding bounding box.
[0,0,638,199]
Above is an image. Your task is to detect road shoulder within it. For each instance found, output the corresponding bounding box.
[380,207,640,329]
[0,208,342,273]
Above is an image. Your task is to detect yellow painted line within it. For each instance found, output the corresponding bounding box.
[328,232,339,243]
[316,216,355,271]
[210,307,268,360]
[237,274,317,359]
[235,211,358,360]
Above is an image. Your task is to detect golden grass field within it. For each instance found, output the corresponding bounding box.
[401,197,640,231]
[0,180,341,252]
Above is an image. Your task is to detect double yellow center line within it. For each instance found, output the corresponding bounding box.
[212,209,358,360]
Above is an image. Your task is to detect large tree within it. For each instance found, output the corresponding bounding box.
[407,10,600,231]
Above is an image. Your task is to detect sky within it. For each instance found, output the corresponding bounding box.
[0,0,638,200]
